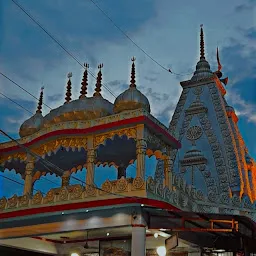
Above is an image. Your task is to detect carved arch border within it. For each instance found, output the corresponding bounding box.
[94,127,137,148]
[31,136,88,157]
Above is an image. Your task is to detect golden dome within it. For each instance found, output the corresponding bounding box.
[19,112,43,137]
[19,87,44,138]
[113,57,150,114]
[42,64,114,128]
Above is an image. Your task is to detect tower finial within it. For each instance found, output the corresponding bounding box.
[65,72,72,104]
[36,86,44,114]
[130,57,136,88]
[80,63,89,99]
[200,24,205,60]
[93,64,103,97]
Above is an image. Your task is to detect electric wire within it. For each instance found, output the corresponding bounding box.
[0,89,164,189]
[10,0,117,99]
[0,92,70,188]
[0,92,168,193]
[0,72,52,110]
[88,0,194,76]
[0,90,34,115]
[0,173,46,195]
[0,129,138,199]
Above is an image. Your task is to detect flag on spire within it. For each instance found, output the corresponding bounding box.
[217,47,222,71]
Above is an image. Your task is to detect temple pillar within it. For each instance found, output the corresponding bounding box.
[117,163,127,179]
[86,136,95,186]
[131,225,146,256]
[62,171,71,187]
[136,124,147,179]
[23,155,35,196]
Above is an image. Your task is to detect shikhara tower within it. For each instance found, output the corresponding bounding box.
[169,25,256,203]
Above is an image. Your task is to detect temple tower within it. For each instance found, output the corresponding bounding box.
[169,25,256,203]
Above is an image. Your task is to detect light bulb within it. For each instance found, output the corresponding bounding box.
[71,253,80,256]
[156,246,166,256]
[154,233,159,238]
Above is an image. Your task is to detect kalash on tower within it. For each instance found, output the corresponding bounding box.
[0,26,256,256]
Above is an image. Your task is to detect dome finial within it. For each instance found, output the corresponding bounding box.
[80,63,89,99]
[93,64,103,97]
[200,24,205,60]
[130,57,136,88]
[65,72,72,104]
[36,86,44,114]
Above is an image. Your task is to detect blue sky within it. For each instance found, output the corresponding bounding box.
[0,0,256,197]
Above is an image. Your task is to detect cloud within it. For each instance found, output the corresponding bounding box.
[47,93,63,102]
[1,0,255,134]
[228,91,256,124]
[144,76,157,82]
[235,0,256,13]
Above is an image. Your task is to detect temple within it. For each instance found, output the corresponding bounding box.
[0,26,256,255]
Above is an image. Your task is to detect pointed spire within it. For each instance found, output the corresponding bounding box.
[36,86,44,114]
[65,72,72,104]
[200,24,205,60]
[130,57,136,88]
[80,63,89,99]
[93,64,103,97]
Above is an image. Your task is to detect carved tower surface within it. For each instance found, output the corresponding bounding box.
[169,25,256,203]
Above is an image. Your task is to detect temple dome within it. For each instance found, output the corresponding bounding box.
[42,96,113,128]
[113,58,150,114]
[19,87,44,138]
[114,87,150,114]
[19,112,43,137]
[42,64,113,128]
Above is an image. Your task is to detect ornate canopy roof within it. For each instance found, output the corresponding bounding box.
[0,58,179,178]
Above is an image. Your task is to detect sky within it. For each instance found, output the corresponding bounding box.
[0,0,256,197]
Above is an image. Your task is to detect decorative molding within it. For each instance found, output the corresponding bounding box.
[94,127,137,148]
[208,83,242,194]
[180,75,215,88]
[186,126,203,143]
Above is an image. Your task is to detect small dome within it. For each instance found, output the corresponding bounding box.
[114,87,150,114]
[191,58,212,81]
[19,87,44,137]
[113,57,150,114]
[42,64,114,128]
[42,97,113,128]
[19,112,43,137]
